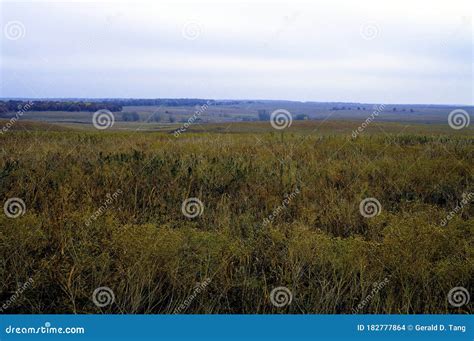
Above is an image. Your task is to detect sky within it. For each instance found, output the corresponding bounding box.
[0,0,472,104]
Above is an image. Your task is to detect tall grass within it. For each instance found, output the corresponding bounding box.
[0,123,472,313]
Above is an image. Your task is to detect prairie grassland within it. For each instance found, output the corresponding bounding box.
[0,120,473,314]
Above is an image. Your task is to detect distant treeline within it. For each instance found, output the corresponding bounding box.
[331,105,416,112]
[71,98,250,106]
[0,100,122,113]
[0,98,256,113]
[108,98,216,107]
[109,98,257,106]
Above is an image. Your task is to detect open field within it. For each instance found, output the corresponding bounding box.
[0,120,473,314]
[2,100,472,127]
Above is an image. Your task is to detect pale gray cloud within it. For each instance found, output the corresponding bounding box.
[0,0,472,104]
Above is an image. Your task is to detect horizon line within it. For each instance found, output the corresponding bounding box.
[0,97,472,107]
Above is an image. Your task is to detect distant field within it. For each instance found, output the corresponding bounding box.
[1,120,472,314]
[2,117,473,136]
[1,101,472,128]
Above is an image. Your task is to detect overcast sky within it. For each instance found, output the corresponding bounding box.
[0,0,472,104]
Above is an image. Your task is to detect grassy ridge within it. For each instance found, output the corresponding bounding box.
[0,121,473,313]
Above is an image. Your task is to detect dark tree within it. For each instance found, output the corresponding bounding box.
[257,110,270,121]
[122,112,140,121]
[295,114,308,120]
